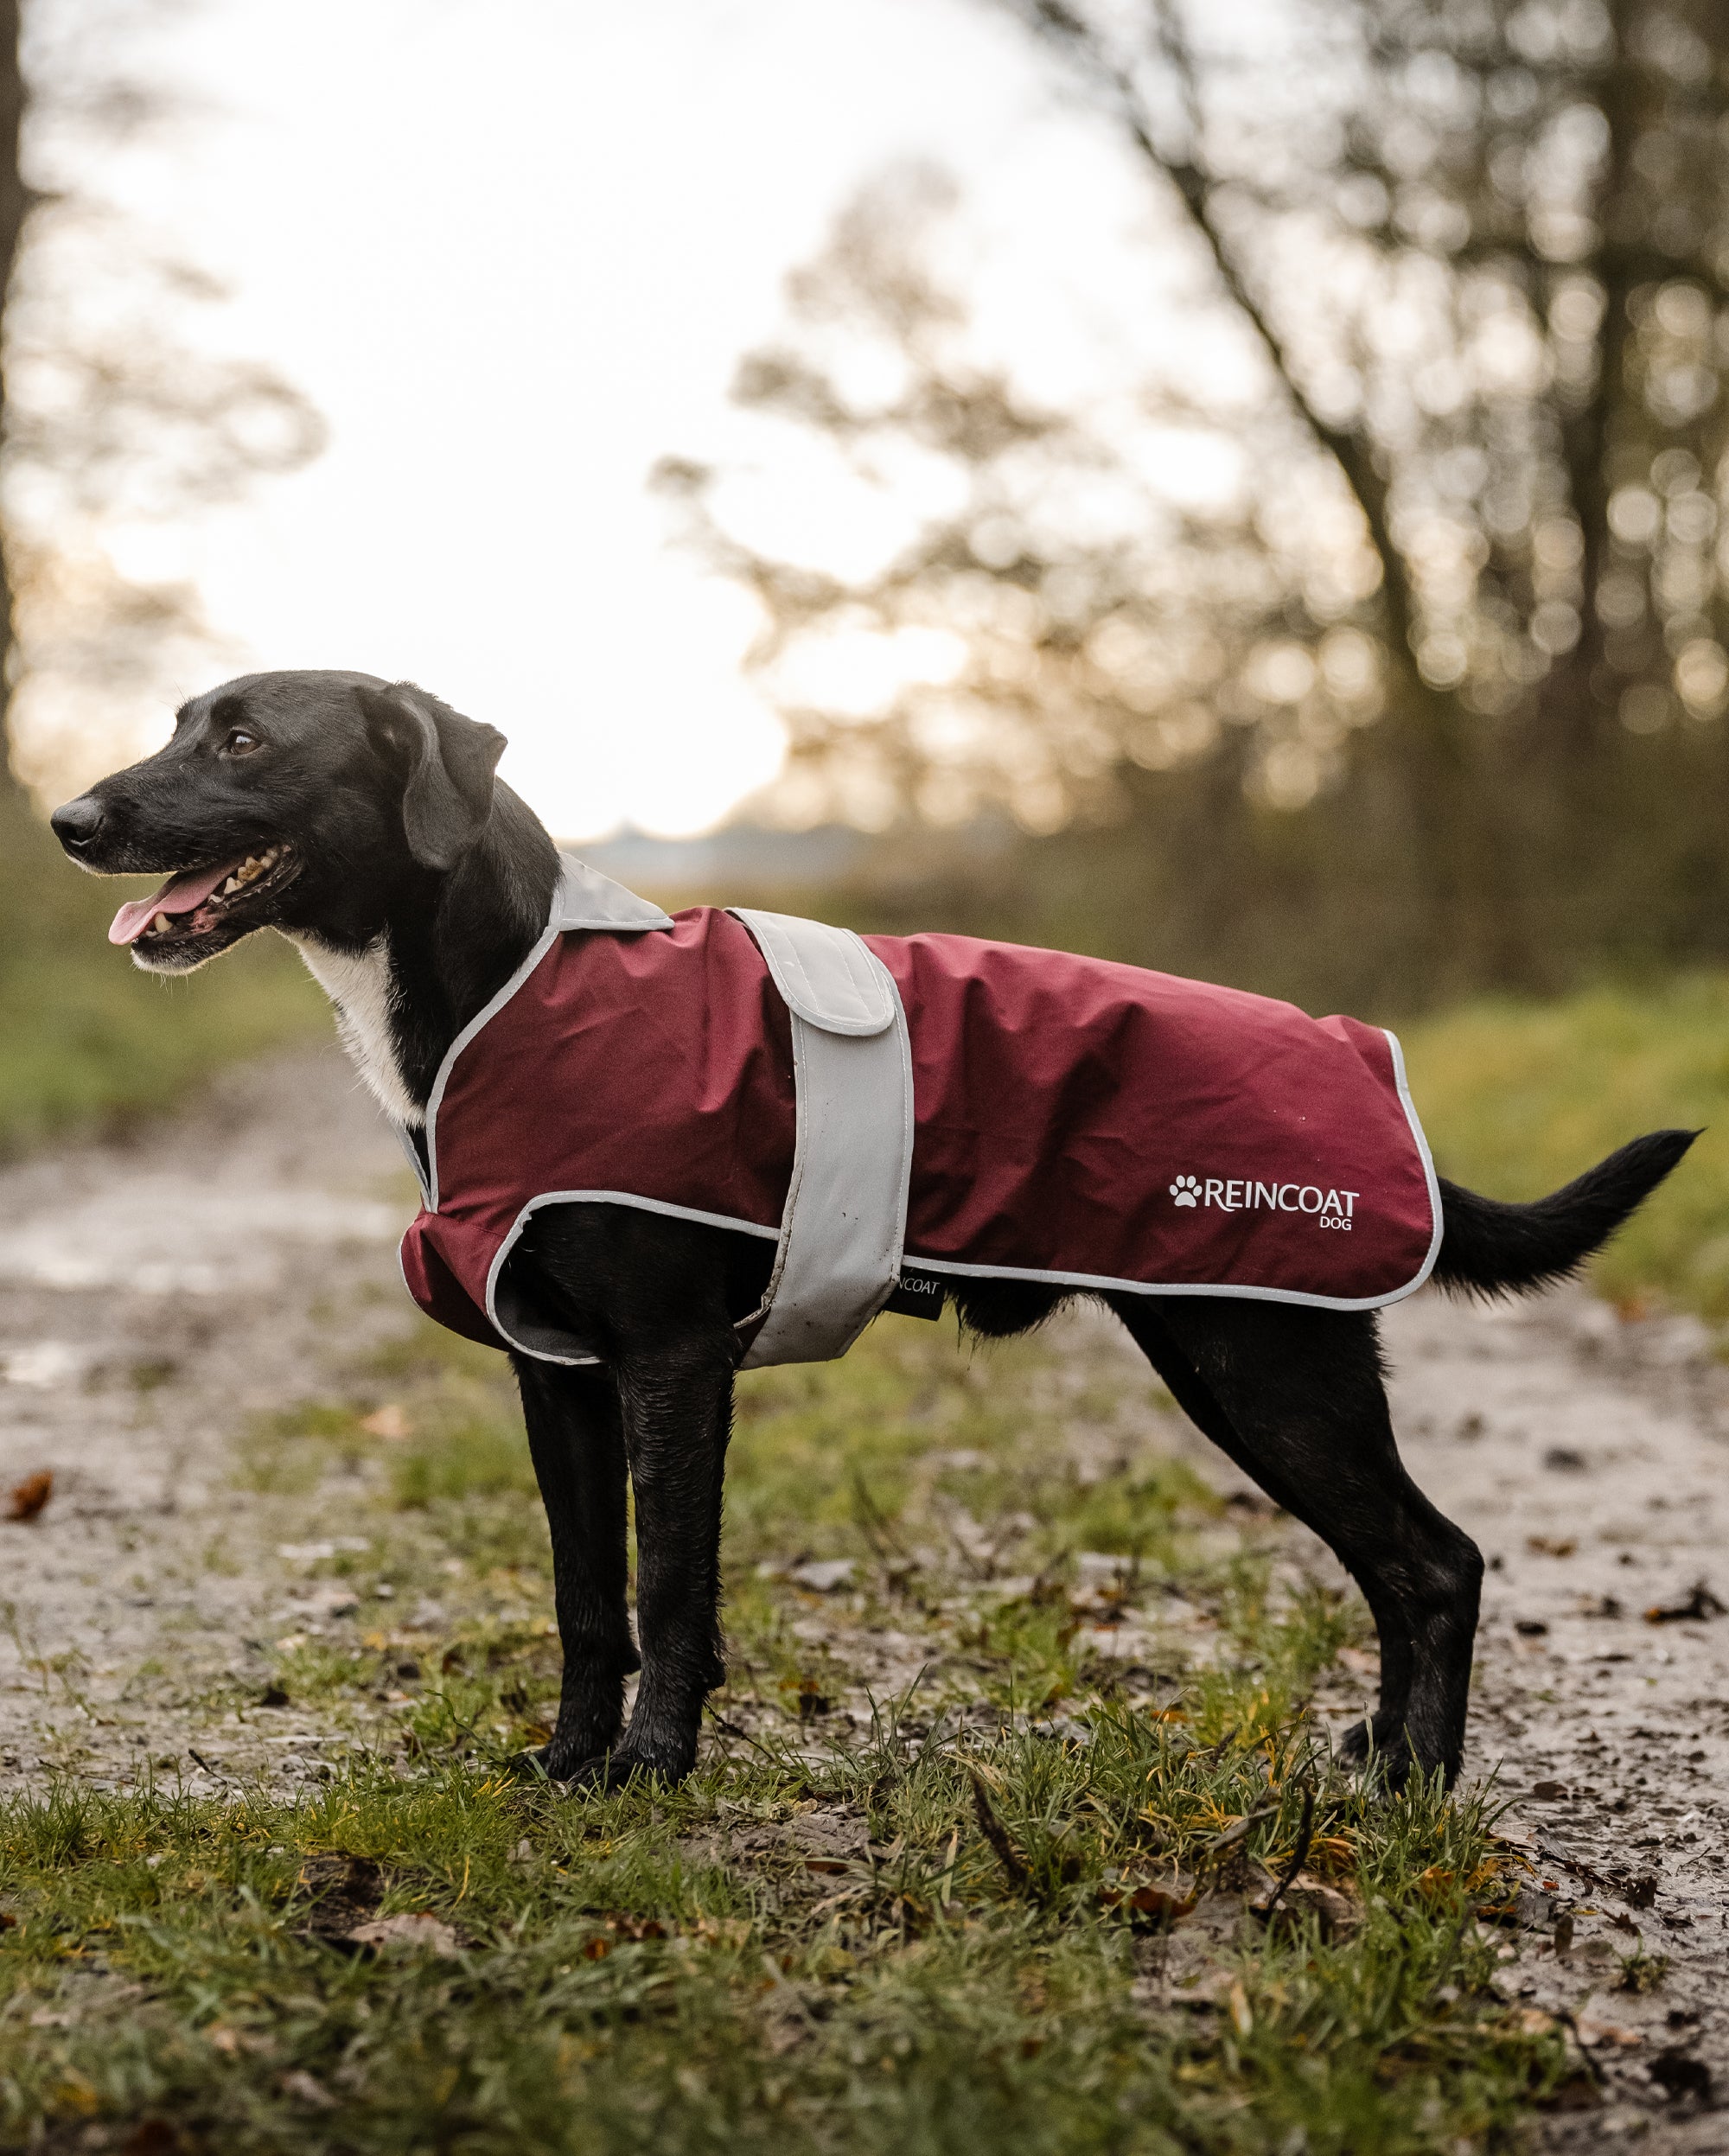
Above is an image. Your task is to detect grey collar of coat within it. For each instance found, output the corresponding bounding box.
[552,854,675,933]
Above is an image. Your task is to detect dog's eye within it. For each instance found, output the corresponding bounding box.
[221,727,261,756]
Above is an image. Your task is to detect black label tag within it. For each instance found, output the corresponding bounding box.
[883,1269,946,1322]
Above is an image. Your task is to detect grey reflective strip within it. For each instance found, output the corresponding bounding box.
[736,917,913,1369]
[731,906,895,1034]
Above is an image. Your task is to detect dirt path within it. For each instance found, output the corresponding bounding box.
[1,1043,1726,2141]
[0,1045,411,1790]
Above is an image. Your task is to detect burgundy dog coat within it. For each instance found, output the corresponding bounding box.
[398,861,1439,1368]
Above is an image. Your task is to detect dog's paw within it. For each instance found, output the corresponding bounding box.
[1336,1717,1371,1766]
[560,1743,696,1795]
[507,1722,623,1784]
[1336,1719,1432,1793]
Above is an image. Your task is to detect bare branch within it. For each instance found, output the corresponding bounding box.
[998,0,1423,669]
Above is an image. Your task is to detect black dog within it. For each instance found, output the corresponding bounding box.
[50,670,1693,1790]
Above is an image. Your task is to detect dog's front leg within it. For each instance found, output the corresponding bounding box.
[512,1356,639,1778]
[579,1338,735,1789]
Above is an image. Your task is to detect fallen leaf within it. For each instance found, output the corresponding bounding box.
[1576,2018,1643,2050]
[1100,1879,1197,1928]
[1530,1781,1569,1800]
[1643,1582,1726,1624]
[120,2123,180,2156]
[360,1404,411,1440]
[7,1471,52,1523]
[1527,1535,1577,1558]
[344,1910,460,1957]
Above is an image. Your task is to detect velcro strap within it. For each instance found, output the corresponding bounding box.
[730,909,895,1036]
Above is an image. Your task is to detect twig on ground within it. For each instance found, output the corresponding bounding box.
[1254,1783,1316,1919]
[967,1766,1030,1891]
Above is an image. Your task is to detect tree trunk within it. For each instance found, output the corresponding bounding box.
[0,0,26,794]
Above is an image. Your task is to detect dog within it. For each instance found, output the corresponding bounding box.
[50,670,1694,1790]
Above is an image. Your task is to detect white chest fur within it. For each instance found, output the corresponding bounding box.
[290,933,422,1126]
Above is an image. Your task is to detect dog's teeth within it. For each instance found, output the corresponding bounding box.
[153,912,171,934]
[221,876,240,895]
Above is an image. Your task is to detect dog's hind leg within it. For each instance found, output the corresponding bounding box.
[513,1357,640,1778]
[1107,1294,1483,1787]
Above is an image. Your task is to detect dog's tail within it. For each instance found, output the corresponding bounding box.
[1431,1129,1699,1299]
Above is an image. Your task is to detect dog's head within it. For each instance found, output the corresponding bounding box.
[49,670,507,972]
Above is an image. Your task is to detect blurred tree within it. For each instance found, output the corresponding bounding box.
[666,0,1729,1008]
[0,0,322,800]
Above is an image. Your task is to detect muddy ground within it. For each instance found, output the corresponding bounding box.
[0,1043,1726,2147]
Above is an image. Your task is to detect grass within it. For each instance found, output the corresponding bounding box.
[1402,970,1729,1319]
[0,794,322,1155]
[0,1314,1586,2152]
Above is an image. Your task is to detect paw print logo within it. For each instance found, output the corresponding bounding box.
[1169,1175,1201,1209]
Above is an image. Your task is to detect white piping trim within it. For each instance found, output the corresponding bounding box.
[423,864,678,1212]
[392,1119,432,1207]
[483,1190,782,1365]
[423,923,559,1214]
[900,1258,1431,1313]
[1382,1024,1445,1298]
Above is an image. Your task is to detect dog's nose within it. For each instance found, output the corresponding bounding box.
[49,796,105,851]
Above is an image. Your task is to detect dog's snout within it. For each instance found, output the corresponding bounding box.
[49,795,105,852]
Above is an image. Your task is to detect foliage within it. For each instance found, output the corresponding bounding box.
[666,0,1729,1006]
[3,0,324,798]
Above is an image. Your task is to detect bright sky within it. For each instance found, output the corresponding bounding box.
[18,0,1249,839]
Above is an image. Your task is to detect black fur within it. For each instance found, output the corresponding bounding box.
[50,671,1695,1792]
[1430,1132,1698,1299]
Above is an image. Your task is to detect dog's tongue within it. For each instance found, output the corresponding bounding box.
[108,861,236,946]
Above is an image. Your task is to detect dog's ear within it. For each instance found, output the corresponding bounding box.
[358,681,507,870]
